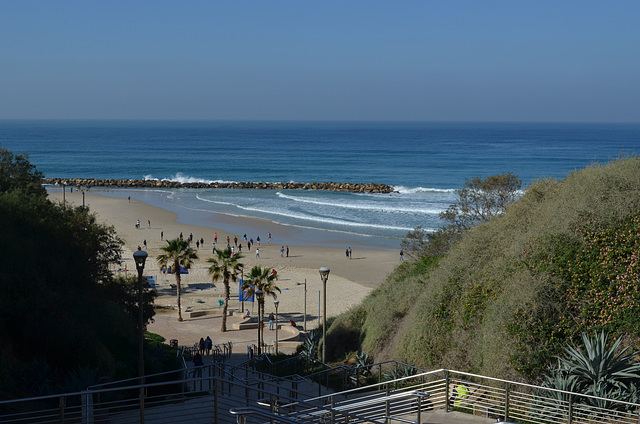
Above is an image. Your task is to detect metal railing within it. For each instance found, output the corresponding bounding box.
[2,366,640,424]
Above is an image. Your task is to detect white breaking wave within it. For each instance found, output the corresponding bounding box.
[275,192,443,215]
[393,186,459,194]
[143,173,236,184]
[195,194,414,232]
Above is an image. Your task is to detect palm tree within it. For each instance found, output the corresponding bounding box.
[156,238,198,322]
[208,247,244,332]
[242,265,280,352]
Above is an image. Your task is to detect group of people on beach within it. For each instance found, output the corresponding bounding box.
[134,218,151,229]
[144,228,277,258]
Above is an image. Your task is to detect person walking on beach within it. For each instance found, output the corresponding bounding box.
[346,248,349,259]
[349,247,352,259]
[281,246,284,257]
[148,220,151,228]
[161,231,164,241]
[400,250,404,261]
[196,240,200,249]
[214,233,217,243]
[269,312,275,330]
[234,236,238,246]
[128,196,131,203]
[136,219,140,229]
[256,248,260,259]
[257,236,261,245]
[286,246,289,257]
[143,239,147,249]
[268,232,272,243]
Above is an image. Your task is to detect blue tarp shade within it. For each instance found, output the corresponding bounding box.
[239,280,254,302]
[144,276,156,288]
[162,266,189,274]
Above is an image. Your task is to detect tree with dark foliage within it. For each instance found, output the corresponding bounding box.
[0,147,160,397]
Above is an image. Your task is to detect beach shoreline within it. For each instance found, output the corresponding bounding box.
[48,190,399,347]
[48,185,406,250]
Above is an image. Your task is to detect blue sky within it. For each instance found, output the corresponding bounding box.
[1,1,639,122]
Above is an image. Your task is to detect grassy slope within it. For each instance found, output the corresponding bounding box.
[330,157,640,381]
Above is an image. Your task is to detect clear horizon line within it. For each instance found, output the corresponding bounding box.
[1,118,639,125]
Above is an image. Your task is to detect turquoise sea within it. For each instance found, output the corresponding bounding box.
[2,120,639,249]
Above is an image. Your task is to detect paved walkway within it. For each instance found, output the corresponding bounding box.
[148,310,301,363]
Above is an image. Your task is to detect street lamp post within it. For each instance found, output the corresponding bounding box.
[240,269,244,313]
[256,289,263,355]
[133,248,148,423]
[274,299,280,353]
[319,267,330,363]
[296,279,307,331]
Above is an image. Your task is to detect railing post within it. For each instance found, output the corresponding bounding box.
[270,393,277,424]
[504,382,510,422]
[59,395,65,423]
[214,379,219,424]
[445,370,451,412]
[568,393,573,424]
[385,383,391,423]
[82,388,94,424]
[417,394,422,424]
[331,395,336,424]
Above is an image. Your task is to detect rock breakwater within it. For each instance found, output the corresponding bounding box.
[43,178,394,194]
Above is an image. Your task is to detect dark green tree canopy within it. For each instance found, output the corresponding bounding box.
[0,147,45,197]
[0,147,159,398]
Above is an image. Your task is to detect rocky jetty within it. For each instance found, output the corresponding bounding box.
[43,178,394,194]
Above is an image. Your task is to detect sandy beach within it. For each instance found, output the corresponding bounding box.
[48,190,399,351]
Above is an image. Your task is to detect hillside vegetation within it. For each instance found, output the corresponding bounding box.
[329,157,640,382]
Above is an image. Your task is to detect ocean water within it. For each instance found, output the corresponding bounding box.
[2,120,639,249]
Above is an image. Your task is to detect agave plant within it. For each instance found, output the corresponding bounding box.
[383,363,417,382]
[354,351,373,376]
[300,329,322,358]
[543,331,640,411]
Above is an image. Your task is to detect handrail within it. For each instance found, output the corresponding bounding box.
[446,368,640,408]
[229,407,305,424]
[4,366,640,424]
[301,369,444,404]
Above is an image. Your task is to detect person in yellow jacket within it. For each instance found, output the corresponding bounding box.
[453,383,469,407]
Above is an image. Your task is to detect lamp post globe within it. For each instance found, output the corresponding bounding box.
[319,267,330,363]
